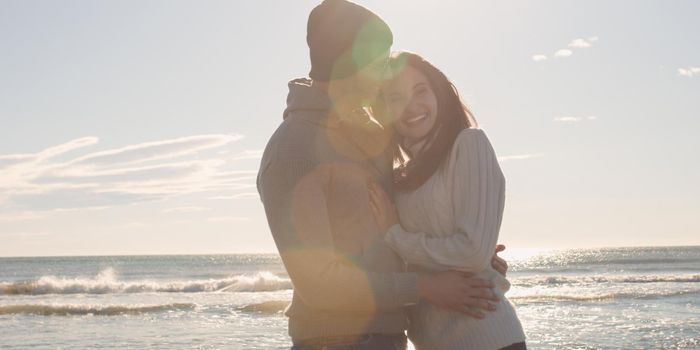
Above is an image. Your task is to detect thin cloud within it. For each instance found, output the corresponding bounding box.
[498,154,544,162]
[554,49,573,58]
[568,38,592,48]
[208,193,259,200]
[206,216,250,222]
[0,134,257,213]
[0,211,44,222]
[553,116,598,123]
[554,116,583,122]
[230,149,264,161]
[0,231,53,238]
[36,160,223,185]
[231,192,259,199]
[0,154,35,169]
[0,137,98,170]
[678,67,700,77]
[209,195,237,200]
[69,134,242,167]
[114,222,148,229]
[534,36,597,62]
[10,188,161,211]
[37,137,99,161]
[162,206,211,213]
[0,206,112,222]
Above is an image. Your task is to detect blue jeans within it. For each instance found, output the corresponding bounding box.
[290,333,407,350]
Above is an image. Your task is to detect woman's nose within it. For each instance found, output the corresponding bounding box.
[405,96,423,114]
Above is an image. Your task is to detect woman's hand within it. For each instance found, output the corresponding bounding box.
[367,180,399,233]
[491,244,509,276]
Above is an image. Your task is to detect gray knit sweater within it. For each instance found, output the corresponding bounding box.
[257,78,419,342]
[386,128,526,350]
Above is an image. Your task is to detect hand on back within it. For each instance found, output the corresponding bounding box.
[367,180,399,233]
[418,271,500,319]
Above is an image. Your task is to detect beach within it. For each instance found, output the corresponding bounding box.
[1,246,698,349]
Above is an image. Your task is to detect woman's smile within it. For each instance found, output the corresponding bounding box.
[382,65,439,144]
[404,113,429,125]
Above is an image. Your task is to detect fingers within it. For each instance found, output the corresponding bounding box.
[368,183,386,209]
[493,256,508,270]
[463,277,495,289]
[491,257,507,276]
[458,308,485,319]
[461,284,500,303]
[460,276,500,303]
[370,184,386,208]
[491,245,509,276]
[493,255,507,266]
[369,181,393,207]
[456,298,496,318]
[450,292,500,317]
[492,264,506,277]
[369,194,381,220]
[455,271,474,278]
[368,185,380,206]
[470,287,501,303]
[465,297,497,311]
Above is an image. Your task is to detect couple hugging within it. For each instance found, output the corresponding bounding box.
[257,1,526,349]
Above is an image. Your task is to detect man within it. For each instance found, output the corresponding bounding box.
[257,1,507,348]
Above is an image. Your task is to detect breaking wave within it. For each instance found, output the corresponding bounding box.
[512,274,700,286]
[0,303,195,316]
[0,268,292,295]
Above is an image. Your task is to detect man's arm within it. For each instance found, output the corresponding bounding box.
[258,157,418,312]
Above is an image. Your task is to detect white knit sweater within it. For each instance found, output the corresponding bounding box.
[386,128,526,350]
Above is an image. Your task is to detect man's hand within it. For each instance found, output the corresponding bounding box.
[491,244,508,277]
[367,180,399,233]
[417,271,500,319]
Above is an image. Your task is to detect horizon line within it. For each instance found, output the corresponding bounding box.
[1,243,699,259]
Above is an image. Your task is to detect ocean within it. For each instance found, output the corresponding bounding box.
[1,246,698,349]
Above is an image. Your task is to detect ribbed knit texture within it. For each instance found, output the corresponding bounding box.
[386,128,526,350]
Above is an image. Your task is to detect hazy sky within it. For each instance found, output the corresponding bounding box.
[1,0,698,256]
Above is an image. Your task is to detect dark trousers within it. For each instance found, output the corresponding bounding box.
[500,342,527,350]
[291,333,407,350]
[291,335,524,350]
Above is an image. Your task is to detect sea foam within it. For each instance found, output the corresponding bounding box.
[0,268,292,295]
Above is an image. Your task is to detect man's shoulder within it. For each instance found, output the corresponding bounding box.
[261,117,328,175]
[257,117,331,198]
[264,116,328,161]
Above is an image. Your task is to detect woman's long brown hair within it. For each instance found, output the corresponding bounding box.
[374,51,478,192]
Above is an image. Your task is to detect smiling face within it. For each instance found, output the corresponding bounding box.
[382,65,438,146]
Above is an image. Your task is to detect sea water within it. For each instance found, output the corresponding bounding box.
[1,246,698,349]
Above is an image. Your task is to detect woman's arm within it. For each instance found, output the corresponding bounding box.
[379,128,506,272]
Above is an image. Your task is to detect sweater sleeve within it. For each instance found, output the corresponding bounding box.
[258,156,419,313]
[384,128,506,273]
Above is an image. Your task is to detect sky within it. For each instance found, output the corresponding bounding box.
[1,0,698,257]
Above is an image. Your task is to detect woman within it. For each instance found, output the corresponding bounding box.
[369,51,527,350]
